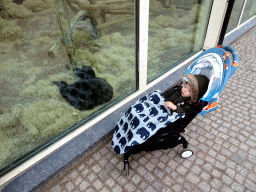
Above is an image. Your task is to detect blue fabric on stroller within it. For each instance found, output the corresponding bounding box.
[112,46,239,155]
[188,45,239,115]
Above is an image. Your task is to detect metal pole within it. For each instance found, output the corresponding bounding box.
[218,0,236,45]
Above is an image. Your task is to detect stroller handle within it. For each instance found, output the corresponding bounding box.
[221,45,240,66]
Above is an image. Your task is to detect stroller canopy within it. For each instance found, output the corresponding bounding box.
[186,45,239,115]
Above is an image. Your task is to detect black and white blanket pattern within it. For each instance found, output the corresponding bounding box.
[112,91,185,154]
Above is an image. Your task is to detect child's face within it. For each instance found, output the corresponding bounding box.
[181,83,192,97]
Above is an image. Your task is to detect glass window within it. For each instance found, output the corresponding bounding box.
[0,0,135,174]
[240,0,256,24]
[226,0,246,33]
[147,0,213,82]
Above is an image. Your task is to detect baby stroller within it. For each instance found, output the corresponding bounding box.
[111,45,239,175]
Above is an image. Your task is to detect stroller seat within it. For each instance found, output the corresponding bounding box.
[112,45,239,175]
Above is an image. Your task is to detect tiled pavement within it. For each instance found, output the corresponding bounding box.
[33,26,256,192]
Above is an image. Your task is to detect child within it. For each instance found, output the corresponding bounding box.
[162,74,209,114]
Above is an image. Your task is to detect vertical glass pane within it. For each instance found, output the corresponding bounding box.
[226,0,246,33]
[147,0,213,82]
[240,0,256,24]
[0,0,135,173]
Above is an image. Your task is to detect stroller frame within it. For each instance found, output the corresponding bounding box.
[113,45,239,175]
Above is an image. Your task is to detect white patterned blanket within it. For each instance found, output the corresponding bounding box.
[112,91,185,154]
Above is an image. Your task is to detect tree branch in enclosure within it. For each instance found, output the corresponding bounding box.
[48,10,88,59]
[54,0,79,68]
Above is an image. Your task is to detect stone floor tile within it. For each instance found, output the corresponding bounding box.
[198,181,211,192]
[131,174,142,185]
[139,180,149,191]
[65,182,75,192]
[50,184,62,192]
[220,185,234,192]
[74,176,83,186]
[231,182,245,192]
[111,184,123,192]
[124,183,137,192]
[145,186,157,192]
[79,180,90,191]
[85,187,96,192]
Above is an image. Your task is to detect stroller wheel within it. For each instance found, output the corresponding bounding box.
[180,149,193,158]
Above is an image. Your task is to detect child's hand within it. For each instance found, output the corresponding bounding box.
[164,101,177,110]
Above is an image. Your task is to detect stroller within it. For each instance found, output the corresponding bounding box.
[112,45,239,175]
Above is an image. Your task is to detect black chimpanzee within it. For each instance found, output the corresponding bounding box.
[53,66,113,110]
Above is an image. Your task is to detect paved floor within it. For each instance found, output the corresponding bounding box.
[33,26,256,192]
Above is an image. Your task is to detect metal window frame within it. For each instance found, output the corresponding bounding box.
[237,0,248,26]
[137,0,149,90]
[225,14,256,37]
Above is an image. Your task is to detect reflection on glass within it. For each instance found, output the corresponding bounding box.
[240,0,256,24]
[147,0,213,82]
[226,0,246,33]
[0,0,135,173]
